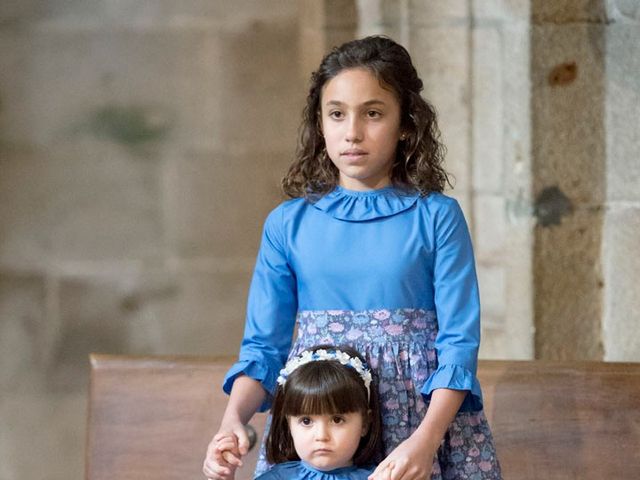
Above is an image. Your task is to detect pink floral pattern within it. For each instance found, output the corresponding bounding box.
[255,309,501,479]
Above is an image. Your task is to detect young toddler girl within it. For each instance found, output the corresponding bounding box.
[252,345,382,479]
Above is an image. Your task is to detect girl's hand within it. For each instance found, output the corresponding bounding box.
[368,435,435,480]
[202,421,250,480]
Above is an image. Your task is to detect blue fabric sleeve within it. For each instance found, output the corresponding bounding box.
[421,198,483,412]
[222,205,298,412]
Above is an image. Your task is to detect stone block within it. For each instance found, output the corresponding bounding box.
[0,25,32,144]
[50,273,143,391]
[2,17,302,153]
[0,143,163,266]
[0,0,39,21]
[501,20,532,205]
[474,194,507,261]
[408,0,469,25]
[47,265,252,389]
[531,23,606,205]
[606,0,640,21]
[472,0,530,21]
[163,148,287,259]
[0,273,47,393]
[477,263,507,329]
[0,0,298,25]
[605,24,640,202]
[531,0,609,24]
[196,21,305,153]
[602,206,640,361]
[534,208,604,360]
[325,0,359,28]
[410,25,471,197]
[130,267,253,357]
[472,26,504,194]
[0,392,85,480]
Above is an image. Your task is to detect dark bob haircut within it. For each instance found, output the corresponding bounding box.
[265,345,382,466]
[282,35,450,198]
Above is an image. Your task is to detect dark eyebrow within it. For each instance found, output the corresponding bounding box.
[324,99,387,107]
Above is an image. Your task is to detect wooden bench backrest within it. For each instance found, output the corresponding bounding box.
[86,355,640,480]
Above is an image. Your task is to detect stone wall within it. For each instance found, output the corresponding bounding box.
[1,1,639,479]
[602,1,640,360]
[0,2,303,478]
[532,0,640,361]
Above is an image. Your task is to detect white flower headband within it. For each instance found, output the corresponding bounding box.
[277,348,373,400]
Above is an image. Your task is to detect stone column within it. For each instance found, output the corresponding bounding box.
[298,0,358,79]
[471,1,534,359]
[406,1,535,360]
[531,1,608,360]
[0,2,302,479]
[602,1,640,361]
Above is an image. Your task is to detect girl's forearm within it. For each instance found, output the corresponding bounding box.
[412,388,467,452]
[221,375,267,426]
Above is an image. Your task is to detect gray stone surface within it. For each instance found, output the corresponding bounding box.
[474,194,507,261]
[132,267,254,356]
[602,206,640,361]
[472,0,530,20]
[0,393,85,480]
[531,23,606,205]
[49,274,140,392]
[534,209,605,360]
[410,25,471,202]
[477,264,507,329]
[163,148,287,259]
[0,142,163,266]
[0,0,298,24]
[0,273,47,393]
[531,20,608,361]
[532,0,609,24]
[605,24,640,202]
[0,11,301,153]
[607,0,640,20]
[408,0,468,25]
[602,18,640,362]
[472,26,504,195]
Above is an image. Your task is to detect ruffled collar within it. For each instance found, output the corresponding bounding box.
[311,185,420,221]
[300,460,360,475]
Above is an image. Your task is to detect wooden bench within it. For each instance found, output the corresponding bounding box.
[86,355,640,480]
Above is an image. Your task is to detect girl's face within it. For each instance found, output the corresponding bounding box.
[320,67,403,191]
[288,412,367,471]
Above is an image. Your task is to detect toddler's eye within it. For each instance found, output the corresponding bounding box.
[332,415,346,424]
[299,417,313,426]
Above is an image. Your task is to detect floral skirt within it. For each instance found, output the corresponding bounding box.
[255,308,502,480]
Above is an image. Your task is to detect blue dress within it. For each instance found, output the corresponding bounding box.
[255,461,373,480]
[224,186,502,479]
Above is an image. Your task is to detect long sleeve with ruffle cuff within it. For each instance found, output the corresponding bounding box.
[222,356,281,412]
[421,363,483,412]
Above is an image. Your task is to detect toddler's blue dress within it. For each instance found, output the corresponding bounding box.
[224,186,502,479]
[255,461,373,480]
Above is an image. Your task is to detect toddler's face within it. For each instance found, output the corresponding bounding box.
[288,411,367,471]
[320,67,403,191]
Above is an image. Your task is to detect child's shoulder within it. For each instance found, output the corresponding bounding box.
[414,191,463,216]
[264,196,312,226]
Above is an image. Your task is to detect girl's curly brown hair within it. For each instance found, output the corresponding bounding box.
[282,35,450,199]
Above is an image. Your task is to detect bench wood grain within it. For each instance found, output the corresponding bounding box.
[86,355,640,480]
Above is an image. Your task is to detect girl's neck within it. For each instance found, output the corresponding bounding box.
[338,176,392,192]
